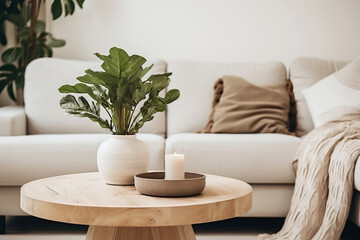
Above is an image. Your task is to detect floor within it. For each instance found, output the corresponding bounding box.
[0,217,360,240]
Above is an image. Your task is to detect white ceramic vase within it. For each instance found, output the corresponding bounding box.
[97,135,149,185]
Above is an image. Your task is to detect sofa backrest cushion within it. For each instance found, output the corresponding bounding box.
[289,57,347,136]
[24,58,166,135]
[166,60,287,136]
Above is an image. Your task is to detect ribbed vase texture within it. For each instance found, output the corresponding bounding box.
[97,135,149,185]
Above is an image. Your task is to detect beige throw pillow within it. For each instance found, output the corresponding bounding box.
[210,75,291,134]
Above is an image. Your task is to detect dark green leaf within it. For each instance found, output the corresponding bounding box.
[48,38,66,48]
[1,47,23,63]
[0,23,7,45]
[51,0,62,20]
[34,21,46,33]
[21,2,31,22]
[0,64,17,72]
[77,74,103,85]
[109,47,129,68]
[165,89,180,104]
[60,94,111,130]
[95,52,121,77]
[85,70,118,87]
[75,0,85,8]
[59,83,104,105]
[7,82,16,101]
[44,46,53,57]
[122,55,146,78]
[0,79,9,93]
[7,13,26,27]
[64,0,75,16]
[15,75,24,89]
[139,64,153,78]
[17,27,30,40]
[149,74,170,92]
[59,83,92,94]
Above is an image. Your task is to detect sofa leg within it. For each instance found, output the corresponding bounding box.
[0,216,5,234]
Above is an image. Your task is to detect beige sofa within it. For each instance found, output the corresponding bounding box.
[0,57,359,232]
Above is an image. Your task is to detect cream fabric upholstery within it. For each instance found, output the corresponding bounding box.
[166,60,287,136]
[289,57,347,136]
[166,133,302,184]
[24,58,166,136]
[0,187,25,215]
[0,133,164,186]
[245,184,293,217]
[0,106,26,136]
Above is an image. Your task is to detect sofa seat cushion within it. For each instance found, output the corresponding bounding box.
[0,133,165,186]
[165,133,302,184]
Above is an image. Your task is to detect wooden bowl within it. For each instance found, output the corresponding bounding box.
[134,172,206,197]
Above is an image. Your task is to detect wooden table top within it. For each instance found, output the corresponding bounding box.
[21,172,252,227]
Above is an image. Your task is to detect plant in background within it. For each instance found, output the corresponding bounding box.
[0,0,85,104]
[58,47,180,135]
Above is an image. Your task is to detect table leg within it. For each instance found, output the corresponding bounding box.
[86,225,196,240]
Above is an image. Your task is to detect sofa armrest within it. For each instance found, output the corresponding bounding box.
[0,106,26,136]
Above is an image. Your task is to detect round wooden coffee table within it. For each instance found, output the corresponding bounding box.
[21,172,252,240]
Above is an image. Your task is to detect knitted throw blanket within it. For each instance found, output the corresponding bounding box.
[258,112,360,240]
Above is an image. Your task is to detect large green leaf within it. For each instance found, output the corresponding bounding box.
[59,83,92,94]
[0,22,7,45]
[139,64,153,78]
[121,55,146,78]
[109,47,129,69]
[64,0,75,16]
[85,70,118,87]
[149,74,171,92]
[58,83,105,106]
[17,27,30,41]
[7,81,16,101]
[1,47,23,63]
[34,21,45,33]
[165,89,180,104]
[0,64,17,73]
[0,79,9,93]
[7,13,26,27]
[60,95,111,130]
[91,84,111,109]
[75,0,85,8]
[95,53,120,77]
[77,74,103,85]
[48,38,66,48]
[51,0,62,20]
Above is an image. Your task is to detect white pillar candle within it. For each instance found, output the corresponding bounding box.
[165,153,185,180]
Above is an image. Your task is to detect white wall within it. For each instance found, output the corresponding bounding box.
[48,0,360,67]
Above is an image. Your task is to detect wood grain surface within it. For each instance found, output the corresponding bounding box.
[85,225,196,240]
[21,172,252,227]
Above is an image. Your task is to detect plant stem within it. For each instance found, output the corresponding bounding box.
[128,111,141,133]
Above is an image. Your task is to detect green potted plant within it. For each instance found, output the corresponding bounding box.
[58,47,180,185]
[0,0,85,105]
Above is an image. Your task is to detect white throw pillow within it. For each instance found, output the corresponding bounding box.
[302,59,360,128]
